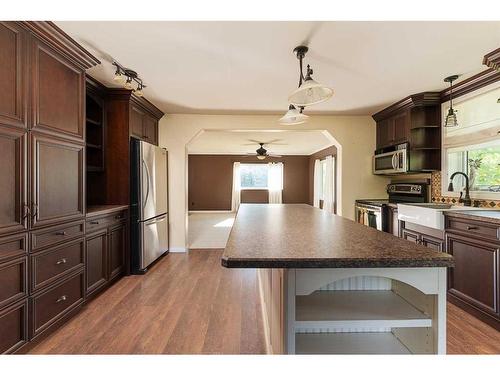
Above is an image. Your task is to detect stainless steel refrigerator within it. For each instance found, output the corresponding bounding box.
[130,139,169,273]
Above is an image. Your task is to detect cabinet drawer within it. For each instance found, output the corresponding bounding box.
[30,270,84,337]
[31,220,84,252]
[0,256,28,310]
[446,217,499,242]
[0,232,28,262]
[30,238,84,292]
[86,211,126,233]
[0,299,28,354]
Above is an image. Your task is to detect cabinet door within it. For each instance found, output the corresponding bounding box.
[393,111,408,144]
[0,299,28,354]
[0,22,27,129]
[446,234,499,317]
[108,224,126,281]
[401,228,420,244]
[421,234,444,252]
[0,127,27,235]
[85,230,108,297]
[376,119,394,149]
[31,38,84,141]
[130,105,144,139]
[143,114,158,145]
[30,132,84,228]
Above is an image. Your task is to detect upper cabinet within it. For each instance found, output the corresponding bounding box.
[373,92,442,172]
[0,22,27,129]
[30,38,85,142]
[130,103,160,145]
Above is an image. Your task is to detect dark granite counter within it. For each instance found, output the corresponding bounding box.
[221,204,454,268]
[86,205,129,218]
[443,210,500,225]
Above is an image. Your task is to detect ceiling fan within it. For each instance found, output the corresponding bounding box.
[244,142,283,160]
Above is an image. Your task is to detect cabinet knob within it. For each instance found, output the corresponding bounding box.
[55,231,67,236]
[56,295,67,303]
[32,203,38,219]
[115,215,123,220]
[466,226,478,230]
[22,204,31,220]
[56,258,67,265]
[90,221,99,225]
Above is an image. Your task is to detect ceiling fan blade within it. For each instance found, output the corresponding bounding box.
[246,139,262,144]
[268,154,283,158]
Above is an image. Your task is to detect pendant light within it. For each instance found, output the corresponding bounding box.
[288,46,333,107]
[444,75,459,127]
[278,104,309,125]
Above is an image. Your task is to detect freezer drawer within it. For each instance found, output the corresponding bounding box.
[141,213,169,270]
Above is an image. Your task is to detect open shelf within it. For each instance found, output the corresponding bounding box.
[86,117,102,126]
[295,332,411,354]
[295,290,431,330]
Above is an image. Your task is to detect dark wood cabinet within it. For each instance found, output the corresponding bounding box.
[0,22,27,129]
[0,127,27,236]
[400,221,445,251]
[30,37,85,142]
[0,21,99,353]
[108,223,126,281]
[85,230,108,298]
[0,299,28,354]
[30,132,84,229]
[130,104,159,145]
[85,209,128,299]
[445,215,500,329]
[372,92,441,171]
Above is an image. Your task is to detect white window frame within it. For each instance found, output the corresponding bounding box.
[441,81,500,200]
[239,163,269,190]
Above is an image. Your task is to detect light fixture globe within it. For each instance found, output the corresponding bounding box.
[256,155,266,160]
[279,105,309,125]
[288,77,333,107]
[445,108,458,127]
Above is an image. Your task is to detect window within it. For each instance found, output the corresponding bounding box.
[319,159,327,200]
[442,82,500,199]
[446,141,500,193]
[240,164,269,189]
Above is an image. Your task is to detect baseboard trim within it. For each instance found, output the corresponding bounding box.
[169,247,187,253]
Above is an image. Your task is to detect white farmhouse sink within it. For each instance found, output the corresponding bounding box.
[397,203,481,230]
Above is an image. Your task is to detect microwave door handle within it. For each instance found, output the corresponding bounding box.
[391,153,397,169]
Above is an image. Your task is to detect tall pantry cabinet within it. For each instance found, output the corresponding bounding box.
[0,21,99,353]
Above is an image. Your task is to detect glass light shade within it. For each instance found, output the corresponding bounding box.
[113,71,124,82]
[288,78,333,107]
[124,79,133,90]
[444,108,458,127]
[257,155,266,160]
[135,88,144,97]
[278,106,309,125]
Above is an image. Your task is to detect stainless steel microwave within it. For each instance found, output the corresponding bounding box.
[373,143,408,175]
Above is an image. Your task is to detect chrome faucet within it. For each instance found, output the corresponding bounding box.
[447,172,472,206]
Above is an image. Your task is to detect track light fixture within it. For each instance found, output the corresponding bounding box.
[112,62,147,97]
[279,45,333,125]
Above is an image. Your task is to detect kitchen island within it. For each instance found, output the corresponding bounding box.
[222,204,454,354]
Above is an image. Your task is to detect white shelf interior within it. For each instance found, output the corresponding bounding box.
[295,290,431,330]
[296,332,411,355]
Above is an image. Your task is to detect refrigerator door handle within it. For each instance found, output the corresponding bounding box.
[145,215,167,225]
[142,159,151,208]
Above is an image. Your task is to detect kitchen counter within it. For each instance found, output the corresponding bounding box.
[221,204,450,355]
[86,205,129,217]
[443,209,500,225]
[222,204,453,268]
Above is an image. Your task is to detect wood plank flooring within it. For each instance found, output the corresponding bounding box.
[28,250,500,354]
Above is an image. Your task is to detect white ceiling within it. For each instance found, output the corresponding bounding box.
[187,130,332,155]
[57,21,500,115]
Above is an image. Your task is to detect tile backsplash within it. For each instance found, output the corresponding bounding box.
[431,171,500,208]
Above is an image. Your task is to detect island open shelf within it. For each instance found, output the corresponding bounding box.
[222,204,454,355]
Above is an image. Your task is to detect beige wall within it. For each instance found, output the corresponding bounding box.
[159,114,390,251]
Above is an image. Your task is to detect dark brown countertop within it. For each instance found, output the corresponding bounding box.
[86,205,129,218]
[221,204,454,269]
[443,210,500,225]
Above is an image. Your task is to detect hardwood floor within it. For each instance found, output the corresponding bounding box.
[28,250,499,354]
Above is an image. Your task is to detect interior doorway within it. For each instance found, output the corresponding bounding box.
[186,129,337,250]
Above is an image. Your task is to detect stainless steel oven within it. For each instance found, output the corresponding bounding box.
[373,143,408,175]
